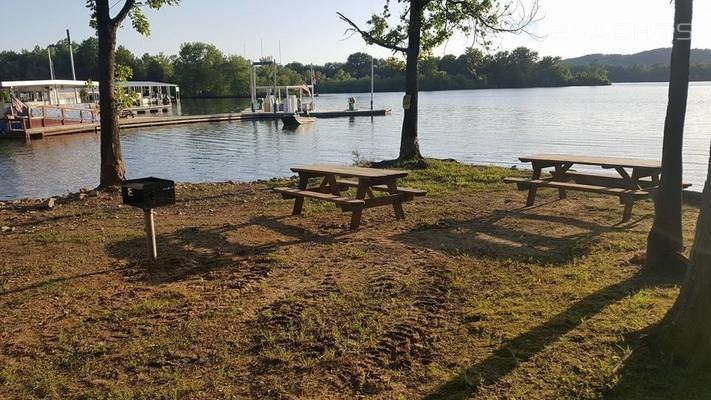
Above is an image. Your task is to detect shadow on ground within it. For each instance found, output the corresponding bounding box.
[424,269,680,399]
[603,330,711,400]
[394,206,650,265]
[106,215,349,284]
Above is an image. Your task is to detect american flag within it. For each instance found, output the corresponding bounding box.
[11,96,26,113]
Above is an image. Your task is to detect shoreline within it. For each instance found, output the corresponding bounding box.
[0,162,703,205]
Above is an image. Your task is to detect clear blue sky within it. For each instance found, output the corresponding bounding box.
[2,1,710,63]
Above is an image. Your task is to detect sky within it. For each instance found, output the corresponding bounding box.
[2,0,710,64]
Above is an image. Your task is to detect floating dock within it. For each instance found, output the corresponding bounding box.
[1,109,392,140]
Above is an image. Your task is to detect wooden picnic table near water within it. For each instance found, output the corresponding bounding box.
[505,154,691,222]
[273,164,427,229]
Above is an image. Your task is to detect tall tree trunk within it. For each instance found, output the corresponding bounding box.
[656,143,711,367]
[647,0,693,272]
[96,0,126,188]
[398,0,424,161]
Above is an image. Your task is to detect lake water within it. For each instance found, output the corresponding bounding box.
[1,83,709,200]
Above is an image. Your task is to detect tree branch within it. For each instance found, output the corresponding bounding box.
[111,0,136,26]
[337,12,408,53]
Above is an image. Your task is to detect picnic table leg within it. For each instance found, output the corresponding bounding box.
[553,163,571,200]
[387,180,406,220]
[292,174,309,215]
[349,180,369,230]
[526,164,543,207]
[621,168,641,223]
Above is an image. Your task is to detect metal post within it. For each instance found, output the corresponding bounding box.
[47,47,55,80]
[144,209,157,260]
[371,55,374,111]
[67,29,79,104]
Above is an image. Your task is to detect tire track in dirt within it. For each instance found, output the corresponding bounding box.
[248,271,345,398]
[346,261,453,394]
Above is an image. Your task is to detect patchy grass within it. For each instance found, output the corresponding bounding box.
[0,160,706,399]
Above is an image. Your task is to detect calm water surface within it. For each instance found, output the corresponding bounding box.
[1,83,709,200]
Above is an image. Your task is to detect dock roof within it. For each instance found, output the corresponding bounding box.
[0,80,96,89]
[1,80,178,89]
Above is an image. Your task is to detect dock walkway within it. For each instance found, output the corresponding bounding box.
[2,108,392,140]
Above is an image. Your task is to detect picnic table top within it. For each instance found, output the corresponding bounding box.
[290,164,409,179]
[519,154,661,170]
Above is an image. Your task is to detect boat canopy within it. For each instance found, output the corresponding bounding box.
[0,80,97,89]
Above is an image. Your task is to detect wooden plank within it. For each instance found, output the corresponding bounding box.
[363,194,410,209]
[335,179,427,196]
[290,164,409,179]
[504,178,650,197]
[273,187,365,206]
[519,154,661,170]
[565,171,692,189]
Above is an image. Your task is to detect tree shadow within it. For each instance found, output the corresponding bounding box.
[0,265,129,297]
[393,208,649,266]
[425,270,680,399]
[105,215,349,284]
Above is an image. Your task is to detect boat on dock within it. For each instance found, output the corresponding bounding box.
[281,113,316,127]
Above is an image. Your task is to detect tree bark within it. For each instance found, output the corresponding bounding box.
[647,0,693,272]
[398,0,424,161]
[96,0,126,188]
[656,143,711,368]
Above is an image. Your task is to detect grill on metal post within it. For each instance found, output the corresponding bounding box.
[121,177,176,260]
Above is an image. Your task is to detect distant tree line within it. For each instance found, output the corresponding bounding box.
[0,37,611,98]
[572,63,711,83]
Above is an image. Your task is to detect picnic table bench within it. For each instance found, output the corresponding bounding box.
[273,164,427,229]
[504,154,691,222]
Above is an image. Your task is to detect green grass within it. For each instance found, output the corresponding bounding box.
[400,159,526,196]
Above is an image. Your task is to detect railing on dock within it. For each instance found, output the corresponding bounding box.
[26,105,98,129]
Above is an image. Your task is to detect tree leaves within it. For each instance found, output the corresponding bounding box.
[85,0,180,34]
[339,0,540,54]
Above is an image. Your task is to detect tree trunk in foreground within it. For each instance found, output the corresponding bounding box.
[97,0,126,188]
[398,0,424,161]
[656,143,711,368]
[646,0,693,272]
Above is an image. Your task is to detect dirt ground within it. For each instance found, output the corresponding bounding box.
[0,161,706,399]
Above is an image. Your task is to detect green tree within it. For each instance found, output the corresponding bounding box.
[345,52,373,78]
[74,37,99,79]
[222,55,251,97]
[338,0,539,162]
[86,0,179,189]
[646,0,693,272]
[173,42,225,97]
[142,53,175,82]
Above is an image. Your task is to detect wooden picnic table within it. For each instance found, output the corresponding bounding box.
[273,164,426,229]
[505,154,691,222]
